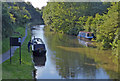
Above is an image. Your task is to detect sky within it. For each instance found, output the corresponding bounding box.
[24,0,48,9]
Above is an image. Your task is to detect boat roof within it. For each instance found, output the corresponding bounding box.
[79,31,93,33]
[32,38,44,44]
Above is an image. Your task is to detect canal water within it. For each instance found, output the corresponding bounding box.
[31,25,118,79]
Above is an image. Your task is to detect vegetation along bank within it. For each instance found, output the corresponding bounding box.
[2,2,44,54]
[2,2,44,79]
[42,2,120,55]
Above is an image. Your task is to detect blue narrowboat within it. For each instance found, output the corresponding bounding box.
[77,31,94,40]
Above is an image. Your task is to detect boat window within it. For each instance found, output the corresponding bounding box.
[82,33,84,36]
[32,38,44,44]
[87,33,92,36]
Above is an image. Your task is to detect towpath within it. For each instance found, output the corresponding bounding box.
[0,26,28,64]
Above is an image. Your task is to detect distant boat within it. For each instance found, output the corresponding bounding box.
[77,31,94,40]
[32,37,46,56]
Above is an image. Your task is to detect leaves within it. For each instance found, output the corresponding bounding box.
[2,2,43,38]
[42,2,119,51]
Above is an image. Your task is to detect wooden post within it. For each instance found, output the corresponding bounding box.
[10,37,11,64]
[19,44,21,64]
[10,45,11,64]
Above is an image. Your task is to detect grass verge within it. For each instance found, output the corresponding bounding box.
[2,26,33,79]
[2,27,25,55]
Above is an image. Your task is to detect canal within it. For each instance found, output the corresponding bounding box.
[31,25,118,79]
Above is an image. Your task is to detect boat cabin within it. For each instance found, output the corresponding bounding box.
[32,38,44,45]
[77,31,94,40]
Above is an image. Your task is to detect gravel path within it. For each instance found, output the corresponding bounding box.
[0,26,28,64]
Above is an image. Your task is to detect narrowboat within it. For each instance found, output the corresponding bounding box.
[77,31,94,40]
[32,38,46,56]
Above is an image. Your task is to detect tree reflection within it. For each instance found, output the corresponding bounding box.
[45,32,97,79]
[54,51,97,79]
[45,31,118,79]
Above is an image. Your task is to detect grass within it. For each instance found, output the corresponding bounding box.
[1,26,25,55]
[1,38,9,54]
[2,26,34,79]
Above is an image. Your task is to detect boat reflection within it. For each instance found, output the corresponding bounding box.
[78,39,94,47]
[33,69,37,81]
[33,55,46,67]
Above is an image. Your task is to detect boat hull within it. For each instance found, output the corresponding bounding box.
[31,38,47,56]
[33,50,46,56]
[77,36,92,41]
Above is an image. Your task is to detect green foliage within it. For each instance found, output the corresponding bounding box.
[43,2,111,35]
[2,3,13,38]
[97,2,118,50]
[2,2,44,53]
[23,2,44,25]
[2,2,31,38]
[2,2,44,39]
[2,27,25,54]
[42,2,119,51]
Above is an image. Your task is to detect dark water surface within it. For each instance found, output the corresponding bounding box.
[31,25,118,79]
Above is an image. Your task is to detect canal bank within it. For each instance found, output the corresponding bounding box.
[1,26,26,55]
[2,24,34,79]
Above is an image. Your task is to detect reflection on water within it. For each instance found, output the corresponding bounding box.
[32,25,118,79]
[31,25,44,41]
[33,55,46,80]
[78,39,96,48]
[54,54,98,79]
[33,55,46,67]
[78,39,92,47]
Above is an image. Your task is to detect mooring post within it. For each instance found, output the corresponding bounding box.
[10,45,11,64]
[10,37,11,64]
[19,43,21,64]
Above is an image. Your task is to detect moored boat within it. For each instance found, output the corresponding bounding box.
[77,31,94,40]
[32,37,46,56]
